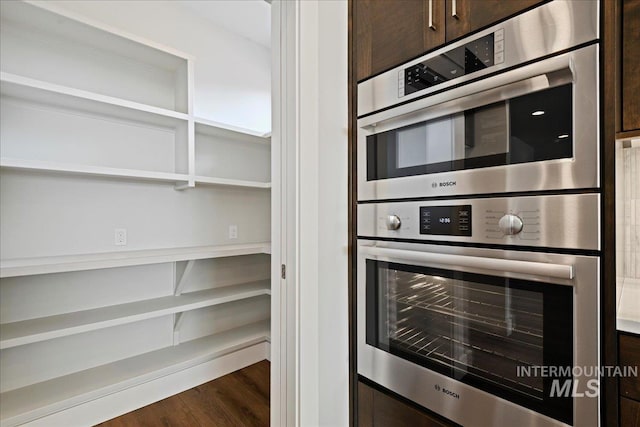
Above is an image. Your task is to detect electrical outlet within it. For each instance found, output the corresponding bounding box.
[114,228,127,246]
[228,225,238,239]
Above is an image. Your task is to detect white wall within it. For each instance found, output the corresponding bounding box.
[316,2,349,424]
[298,0,349,425]
[43,0,271,133]
[0,171,271,258]
[617,143,640,281]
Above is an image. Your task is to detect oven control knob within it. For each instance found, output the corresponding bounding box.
[498,214,524,235]
[386,215,402,230]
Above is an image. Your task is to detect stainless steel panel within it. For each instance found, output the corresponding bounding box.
[358,193,600,250]
[357,240,600,427]
[358,0,598,116]
[359,245,575,279]
[357,44,599,200]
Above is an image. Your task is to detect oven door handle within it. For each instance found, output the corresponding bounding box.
[358,52,574,129]
[359,245,574,280]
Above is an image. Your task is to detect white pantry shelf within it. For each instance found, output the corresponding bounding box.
[0,280,270,350]
[195,176,271,189]
[0,320,270,427]
[1,0,191,113]
[194,176,272,189]
[0,158,190,186]
[2,1,191,66]
[0,72,189,127]
[0,243,271,278]
[194,117,271,141]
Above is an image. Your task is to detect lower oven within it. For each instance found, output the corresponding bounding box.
[357,195,600,426]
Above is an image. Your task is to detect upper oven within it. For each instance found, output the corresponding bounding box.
[357,0,599,201]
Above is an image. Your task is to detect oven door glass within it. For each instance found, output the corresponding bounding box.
[367,84,572,180]
[365,260,573,424]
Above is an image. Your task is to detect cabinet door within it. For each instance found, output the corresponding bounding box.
[357,381,454,427]
[620,334,640,402]
[621,397,640,427]
[444,0,545,41]
[357,382,374,427]
[622,0,640,131]
[355,0,445,81]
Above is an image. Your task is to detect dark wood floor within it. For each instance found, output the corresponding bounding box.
[97,361,270,427]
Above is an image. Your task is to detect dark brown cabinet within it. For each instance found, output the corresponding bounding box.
[621,397,640,427]
[619,334,640,426]
[357,382,455,427]
[622,0,640,132]
[355,0,445,81]
[444,0,545,41]
[620,334,640,400]
[354,0,545,81]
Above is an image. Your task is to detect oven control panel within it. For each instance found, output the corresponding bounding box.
[357,193,600,251]
[400,29,504,97]
[419,205,471,236]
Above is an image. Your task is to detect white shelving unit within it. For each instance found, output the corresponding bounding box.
[194,116,271,139]
[0,321,270,427]
[0,72,190,122]
[0,279,271,349]
[193,176,272,189]
[0,158,192,188]
[0,2,271,190]
[0,242,271,278]
[193,121,271,189]
[0,1,191,112]
[0,1,272,425]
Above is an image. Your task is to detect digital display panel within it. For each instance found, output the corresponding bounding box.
[405,33,494,95]
[420,205,472,236]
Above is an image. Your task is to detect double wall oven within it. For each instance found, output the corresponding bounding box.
[356,2,601,426]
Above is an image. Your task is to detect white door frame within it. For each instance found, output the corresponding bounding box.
[270,1,300,425]
[271,1,349,425]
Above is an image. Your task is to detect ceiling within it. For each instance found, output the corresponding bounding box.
[177,0,271,49]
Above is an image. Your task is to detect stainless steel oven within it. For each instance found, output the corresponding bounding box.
[357,0,599,201]
[357,194,600,426]
[355,2,602,425]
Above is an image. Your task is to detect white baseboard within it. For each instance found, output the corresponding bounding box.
[21,342,269,427]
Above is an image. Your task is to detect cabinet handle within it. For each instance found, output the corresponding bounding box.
[428,0,436,30]
[452,0,459,19]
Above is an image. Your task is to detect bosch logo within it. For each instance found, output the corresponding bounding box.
[432,181,457,188]
[442,388,460,399]
[434,384,459,399]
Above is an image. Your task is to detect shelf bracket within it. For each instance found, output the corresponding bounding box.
[173,312,186,346]
[174,259,195,296]
[174,180,195,191]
